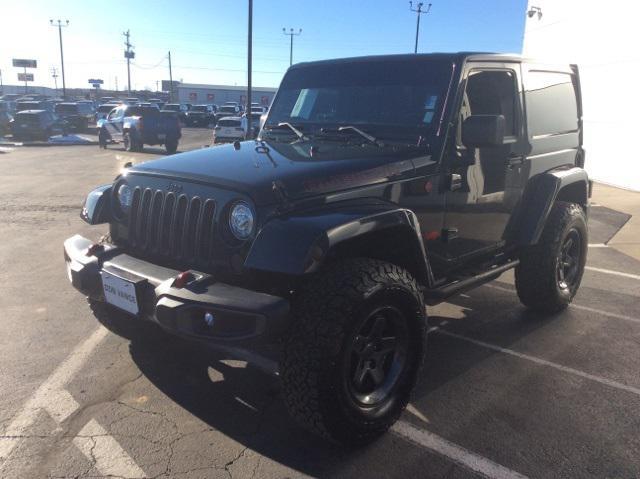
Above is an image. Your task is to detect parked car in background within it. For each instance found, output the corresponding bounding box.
[161,103,189,123]
[215,104,240,122]
[99,96,116,104]
[16,100,54,113]
[97,104,181,153]
[10,110,67,141]
[0,111,13,136]
[185,105,215,127]
[148,98,165,109]
[54,102,94,131]
[0,100,17,114]
[212,116,246,143]
[124,97,140,105]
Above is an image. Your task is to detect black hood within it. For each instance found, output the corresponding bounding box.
[128,140,429,206]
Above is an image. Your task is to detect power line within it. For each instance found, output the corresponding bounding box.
[50,19,69,98]
[409,2,432,53]
[123,30,134,94]
[282,28,302,66]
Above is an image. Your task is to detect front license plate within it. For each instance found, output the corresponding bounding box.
[101,271,139,315]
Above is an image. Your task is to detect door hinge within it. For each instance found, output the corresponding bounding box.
[442,227,459,242]
[449,173,463,191]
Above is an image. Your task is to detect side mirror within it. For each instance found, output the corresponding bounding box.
[462,114,505,148]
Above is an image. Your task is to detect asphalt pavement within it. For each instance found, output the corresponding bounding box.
[0,129,638,478]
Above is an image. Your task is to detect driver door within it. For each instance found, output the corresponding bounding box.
[443,63,527,266]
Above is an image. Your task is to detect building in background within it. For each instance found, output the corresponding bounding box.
[523,0,640,191]
[175,83,277,107]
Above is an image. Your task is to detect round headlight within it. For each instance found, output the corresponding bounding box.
[229,202,254,240]
[117,184,133,213]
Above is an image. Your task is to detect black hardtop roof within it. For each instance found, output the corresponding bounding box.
[288,52,552,70]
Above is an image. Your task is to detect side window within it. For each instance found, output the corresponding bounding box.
[525,71,578,138]
[464,70,518,137]
[107,108,119,120]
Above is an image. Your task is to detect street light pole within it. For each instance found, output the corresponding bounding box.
[409,2,431,54]
[282,28,302,66]
[50,19,69,98]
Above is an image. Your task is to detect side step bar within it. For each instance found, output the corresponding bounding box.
[424,260,519,305]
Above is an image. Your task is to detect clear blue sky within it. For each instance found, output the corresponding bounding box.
[1,0,527,91]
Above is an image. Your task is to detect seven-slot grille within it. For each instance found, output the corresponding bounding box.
[127,187,217,264]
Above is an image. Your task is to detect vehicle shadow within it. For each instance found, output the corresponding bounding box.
[88,282,610,477]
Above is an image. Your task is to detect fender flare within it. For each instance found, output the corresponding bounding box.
[514,166,589,245]
[244,206,433,285]
[80,184,111,225]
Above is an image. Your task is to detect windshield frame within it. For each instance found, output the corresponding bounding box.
[263,57,455,142]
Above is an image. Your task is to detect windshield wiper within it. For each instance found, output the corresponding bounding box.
[332,126,384,147]
[266,122,308,141]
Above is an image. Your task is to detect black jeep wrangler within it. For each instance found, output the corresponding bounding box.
[64,53,590,445]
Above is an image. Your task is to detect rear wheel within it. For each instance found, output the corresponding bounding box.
[123,132,141,152]
[281,258,427,445]
[515,201,588,313]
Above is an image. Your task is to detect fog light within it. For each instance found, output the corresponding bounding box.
[204,312,215,327]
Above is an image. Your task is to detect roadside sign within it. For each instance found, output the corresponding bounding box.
[124,51,135,59]
[88,79,104,85]
[13,59,37,68]
[18,73,34,82]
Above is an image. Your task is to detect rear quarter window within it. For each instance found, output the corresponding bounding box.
[525,70,578,138]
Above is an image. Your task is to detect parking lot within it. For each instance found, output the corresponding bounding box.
[0,129,639,478]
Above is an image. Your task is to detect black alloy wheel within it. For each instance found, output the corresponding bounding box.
[557,228,582,291]
[345,305,409,406]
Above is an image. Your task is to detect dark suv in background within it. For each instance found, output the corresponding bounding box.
[54,102,94,131]
[66,53,589,445]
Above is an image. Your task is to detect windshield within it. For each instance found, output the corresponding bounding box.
[191,106,208,112]
[265,58,452,140]
[55,104,78,114]
[98,105,114,113]
[219,106,236,113]
[163,104,180,111]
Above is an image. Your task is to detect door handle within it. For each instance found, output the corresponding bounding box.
[449,173,463,191]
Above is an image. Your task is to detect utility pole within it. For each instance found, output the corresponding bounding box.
[246,0,253,140]
[168,50,174,102]
[123,30,134,95]
[51,67,59,94]
[50,19,69,98]
[115,76,118,92]
[282,28,302,66]
[409,2,431,54]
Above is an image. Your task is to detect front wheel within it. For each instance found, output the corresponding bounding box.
[165,138,178,154]
[281,259,427,445]
[515,201,588,314]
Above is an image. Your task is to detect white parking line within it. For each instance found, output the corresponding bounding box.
[585,266,640,281]
[483,283,640,324]
[0,327,109,464]
[74,419,145,478]
[434,328,640,397]
[588,243,608,248]
[392,421,529,479]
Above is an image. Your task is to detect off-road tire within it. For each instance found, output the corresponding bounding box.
[281,258,427,445]
[515,201,588,314]
[165,138,178,154]
[98,128,108,149]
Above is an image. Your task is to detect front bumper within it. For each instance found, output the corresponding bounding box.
[64,234,290,346]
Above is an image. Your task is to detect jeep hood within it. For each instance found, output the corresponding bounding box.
[128,140,428,205]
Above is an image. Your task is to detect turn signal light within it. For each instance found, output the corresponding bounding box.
[173,271,193,288]
[86,243,104,257]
